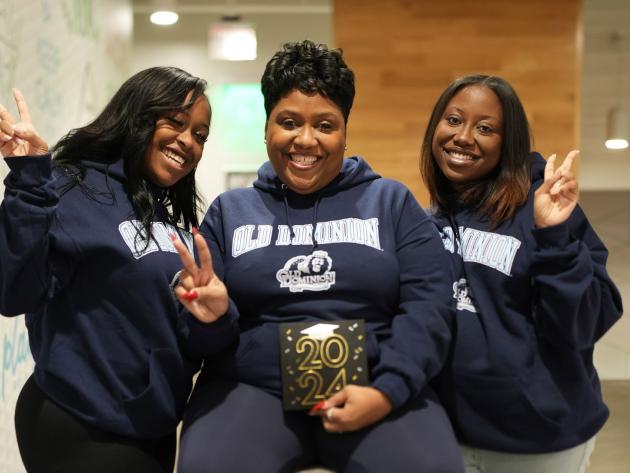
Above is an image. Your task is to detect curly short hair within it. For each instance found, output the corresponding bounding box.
[261,40,355,123]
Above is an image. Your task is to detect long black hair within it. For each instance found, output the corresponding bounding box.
[52,66,209,240]
[420,74,532,227]
[261,40,355,123]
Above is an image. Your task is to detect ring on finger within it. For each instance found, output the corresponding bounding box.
[326,408,334,422]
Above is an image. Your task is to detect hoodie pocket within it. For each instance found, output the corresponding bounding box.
[453,369,569,441]
[121,348,187,437]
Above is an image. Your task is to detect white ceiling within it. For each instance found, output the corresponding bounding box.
[131,0,331,14]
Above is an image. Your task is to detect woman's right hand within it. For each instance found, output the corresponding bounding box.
[171,229,229,324]
[0,89,49,158]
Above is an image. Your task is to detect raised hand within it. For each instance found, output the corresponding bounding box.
[0,89,49,158]
[534,150,580,228]
[309,385,393,433]
[171,229,229,323]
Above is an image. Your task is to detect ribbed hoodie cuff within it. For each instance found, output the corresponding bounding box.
[187,298,238,333]
[371,372,412,410]
[4,155,53,186]
[532,221,571,249]
[184,299,239,357]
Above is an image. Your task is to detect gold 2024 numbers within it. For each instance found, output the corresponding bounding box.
[295,334,349,406]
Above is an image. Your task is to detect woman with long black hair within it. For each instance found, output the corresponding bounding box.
[0,67,237,472]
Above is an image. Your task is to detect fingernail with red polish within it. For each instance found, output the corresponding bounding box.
[182,290,198,301]
[309,401,325,415]
[192,227,199,235]
[169,233,177,241]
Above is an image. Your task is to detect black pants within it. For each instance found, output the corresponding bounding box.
[179,379,465,473]
[15,375,176,473]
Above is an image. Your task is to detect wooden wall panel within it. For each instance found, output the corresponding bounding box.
[334,0,581,205]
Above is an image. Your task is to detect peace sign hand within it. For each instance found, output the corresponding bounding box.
[534,150,580,228]
[171,229,229,323]
[0,89,49,158]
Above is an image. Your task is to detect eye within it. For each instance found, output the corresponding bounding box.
[194,131,208,144]
[445,115,461,126]
[167,116,185,128]
[317,122,334,132]
[477,124,493,135]
[281,118,297,129]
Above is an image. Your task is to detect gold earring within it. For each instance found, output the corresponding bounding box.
[344,145,348,151]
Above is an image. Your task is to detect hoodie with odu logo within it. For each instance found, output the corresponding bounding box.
[196,156,456,410]
[0,155,238,438]
[431,152,623,453]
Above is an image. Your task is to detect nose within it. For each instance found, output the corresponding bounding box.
[453,125,474,147]
[177,128,193,149]
[294,125,317,148]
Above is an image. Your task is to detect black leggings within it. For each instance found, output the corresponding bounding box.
[15,375,176,473]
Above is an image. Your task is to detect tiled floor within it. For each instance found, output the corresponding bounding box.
[580,191,630,378]
[577,192,630,473]
[589,380,630,473]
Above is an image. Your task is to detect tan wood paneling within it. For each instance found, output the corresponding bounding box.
[334,0,581,205]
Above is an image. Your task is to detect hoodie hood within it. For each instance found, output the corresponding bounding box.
[530,151,546,186]
[54,156,127,183]
[253,156,380,196]
[252,156,381,248]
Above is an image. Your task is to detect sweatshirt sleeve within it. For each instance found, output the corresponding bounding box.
[179,197,239,358]
[530,204,623,350]
[0,156,77,316]
[370,191,455,409]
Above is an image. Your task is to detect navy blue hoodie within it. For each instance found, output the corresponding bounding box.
[431,152,623,453]
[0,155,239,438]
[197,157,454,409]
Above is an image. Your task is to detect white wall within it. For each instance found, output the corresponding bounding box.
[0,0,132,470]
[580,0,630,190]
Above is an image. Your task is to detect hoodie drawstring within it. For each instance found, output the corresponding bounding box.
[281,184,325,250]
[281,184,296,240]
[311,191,326,249]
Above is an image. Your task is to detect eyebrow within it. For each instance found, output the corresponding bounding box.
[277,108,340,120]
[448,106,501,122]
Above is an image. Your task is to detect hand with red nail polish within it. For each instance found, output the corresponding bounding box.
[317,385,392,433]
[308,401,326,415]
[172,229,228,323]
[182,290,198,302]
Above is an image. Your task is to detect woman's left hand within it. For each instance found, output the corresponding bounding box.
[534,150,580,228]
[171,230,229,323]
[310,385,392,433]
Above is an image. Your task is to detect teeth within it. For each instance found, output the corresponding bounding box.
[163,149,185,165]
[291,155,318,165]
[449,151,474,161]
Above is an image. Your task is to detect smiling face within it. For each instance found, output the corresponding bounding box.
[265,89,346,195]
[431,85,504,190]
[143,92,210,188]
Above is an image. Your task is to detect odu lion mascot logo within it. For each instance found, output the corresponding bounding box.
[453,278,477,313]
[276,250,336,293]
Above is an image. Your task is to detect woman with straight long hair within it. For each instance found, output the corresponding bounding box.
[421,74,623,473]
[0,66,237,472]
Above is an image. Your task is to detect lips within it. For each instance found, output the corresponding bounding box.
[289,154,320,168]
[444,148,478,164]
